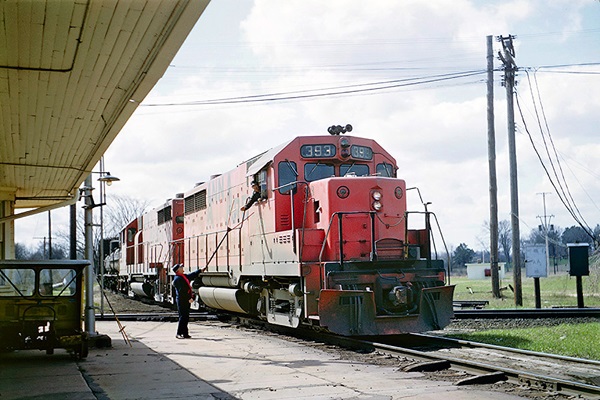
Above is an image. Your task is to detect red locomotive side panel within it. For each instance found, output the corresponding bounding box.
[121,218,138,267]
[306,176,407,262]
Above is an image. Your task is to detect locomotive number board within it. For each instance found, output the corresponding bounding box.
[300,144,373,160]
[300,144,336,158]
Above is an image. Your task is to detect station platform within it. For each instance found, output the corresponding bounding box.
[1,320,531,399]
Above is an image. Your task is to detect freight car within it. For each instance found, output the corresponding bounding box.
[116,128,454,335]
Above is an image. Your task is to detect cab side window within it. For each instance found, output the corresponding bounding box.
[257,169,268,200]
[376,163,396,177]
[278,161,297,194]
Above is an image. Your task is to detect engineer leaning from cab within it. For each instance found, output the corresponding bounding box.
[240,180,261,212]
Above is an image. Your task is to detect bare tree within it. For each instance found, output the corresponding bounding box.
[497,220,511,264]
[103,194,152,238]
[53,194,151,265]
[14,241,68,260]
[481,219,512,264]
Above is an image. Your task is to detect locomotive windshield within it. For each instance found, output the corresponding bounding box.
[341,163,369,177]
[304,163,334,182]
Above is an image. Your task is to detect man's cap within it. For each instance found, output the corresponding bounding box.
[172,264,182,273]
[251,180,258,186]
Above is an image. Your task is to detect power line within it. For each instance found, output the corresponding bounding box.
[145,61,600,109]
[141,70,486,107]
[514,74,595,243]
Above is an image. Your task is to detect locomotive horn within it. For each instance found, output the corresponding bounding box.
[328,124,352,135]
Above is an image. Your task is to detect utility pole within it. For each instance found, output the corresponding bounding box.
[498,34,523,306]
[48,210,52,259]
[486,35,501,298]
[70,203,77,260]
[537,192,553,275]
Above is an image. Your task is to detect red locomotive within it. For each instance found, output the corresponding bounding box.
[118,127,454,335]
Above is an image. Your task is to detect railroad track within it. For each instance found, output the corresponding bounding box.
[454,307,600,319]
[237,319,600,398]
[95,312,600,397]
[376,333,600,397]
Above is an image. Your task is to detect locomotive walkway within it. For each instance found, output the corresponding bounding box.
[1,320,532,399]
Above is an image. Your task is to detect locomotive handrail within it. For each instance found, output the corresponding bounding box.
[170,218,245,274]
[404,210,433,264]
[274,180,311,260]
[430,211,452,285]
[148,243,164,270]
[318,211,377,268]
[205,227,232,269]
[404,210,452,285]
[405,187,451,284]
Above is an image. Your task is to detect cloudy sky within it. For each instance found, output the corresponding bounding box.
[17,0,600,256]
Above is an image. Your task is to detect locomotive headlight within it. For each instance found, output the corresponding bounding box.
[337,186,350,199]
[372,191,382,201]
[372,201,382,211]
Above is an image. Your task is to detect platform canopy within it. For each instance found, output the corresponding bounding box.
[0,0,210,211]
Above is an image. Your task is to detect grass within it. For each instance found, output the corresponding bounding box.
[446,322,600,360]
[444,261,600,359]
[449,268,600,309]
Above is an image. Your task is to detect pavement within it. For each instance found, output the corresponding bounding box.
[0,319,533,399]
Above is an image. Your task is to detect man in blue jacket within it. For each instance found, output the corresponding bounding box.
[172,264,202,339]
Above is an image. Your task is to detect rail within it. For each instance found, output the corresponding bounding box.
[454,307,600,319]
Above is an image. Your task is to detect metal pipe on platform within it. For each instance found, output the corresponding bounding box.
[83,175,96,334]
